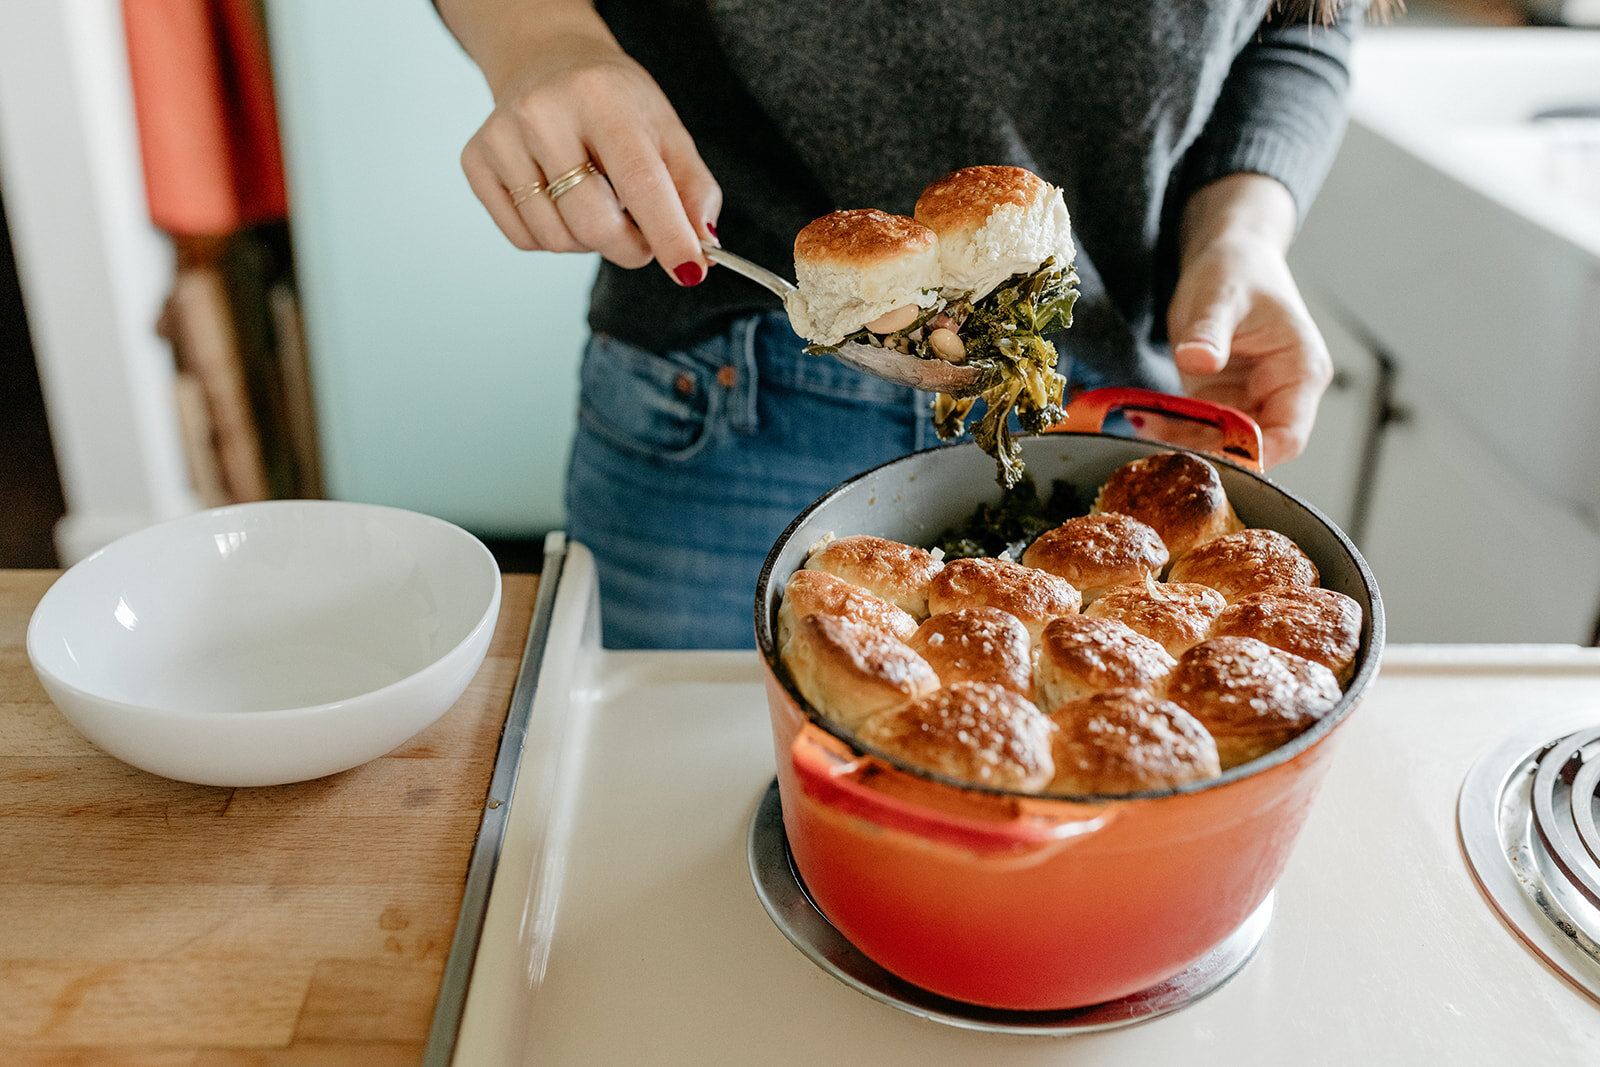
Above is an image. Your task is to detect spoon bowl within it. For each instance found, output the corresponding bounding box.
[701,241,986,398]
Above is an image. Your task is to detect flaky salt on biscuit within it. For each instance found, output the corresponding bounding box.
[1083,579,1227,659]
[1035,614,1177,712]
[783,613,938,730]
[1046,688,1221,796]
[1208,585,1362,684]
[1163,636,1342,769]
[804,534,944,618]
[856,681,1054,792]
[1166,528,1319,604]
[1021,513,1169,605]
[906,607,1033,698]
[1092,451,1243,562]
[778,568,917,650]
[927,556,1081,644]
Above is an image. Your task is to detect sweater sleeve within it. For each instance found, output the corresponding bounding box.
[1177,2,1368,225]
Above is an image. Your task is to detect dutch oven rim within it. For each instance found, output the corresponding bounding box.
[754,430,1388,804]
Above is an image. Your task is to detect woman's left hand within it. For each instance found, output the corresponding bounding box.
[1165,175,1333,468]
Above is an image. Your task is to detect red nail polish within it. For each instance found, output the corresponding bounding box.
[706,222,718,239]
[673,261,704,286]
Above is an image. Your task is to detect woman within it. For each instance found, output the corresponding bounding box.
[435,0,1370,649]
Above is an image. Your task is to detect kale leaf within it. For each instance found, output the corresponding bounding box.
[932,474,1089,560]
[933,260,1079,487]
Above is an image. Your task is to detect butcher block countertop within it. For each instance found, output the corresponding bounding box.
[0,568,540,1066]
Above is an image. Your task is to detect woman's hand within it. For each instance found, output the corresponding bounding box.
[1165,174,1332,468]
[440,0,720,285]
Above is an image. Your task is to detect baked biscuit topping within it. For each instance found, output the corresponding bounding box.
[777,451,1364,794]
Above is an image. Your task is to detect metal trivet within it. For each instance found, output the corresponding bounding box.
[746,779,1271,1034]
[1459,714,1600,1005]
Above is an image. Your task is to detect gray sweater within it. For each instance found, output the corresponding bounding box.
[589,0,1365,390]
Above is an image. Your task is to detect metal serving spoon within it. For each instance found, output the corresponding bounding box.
[700,241,985,397]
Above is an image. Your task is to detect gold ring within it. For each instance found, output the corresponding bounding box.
[509,180,545,206]
[546,160,602,200]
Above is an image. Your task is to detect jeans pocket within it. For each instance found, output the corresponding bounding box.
[577,332,721,463]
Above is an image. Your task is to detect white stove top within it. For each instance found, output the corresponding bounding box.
[452,545,1600,1066]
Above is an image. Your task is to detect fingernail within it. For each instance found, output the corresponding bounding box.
[673,261,704,286]
[706,222,719,241]
[1127,414,1147,430]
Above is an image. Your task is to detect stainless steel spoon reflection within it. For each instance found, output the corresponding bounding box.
[701,241,986,398]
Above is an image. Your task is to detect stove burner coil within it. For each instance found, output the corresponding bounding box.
[1531,727,1600,910]
[1460,717,1600,1004]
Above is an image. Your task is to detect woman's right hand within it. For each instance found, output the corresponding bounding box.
[442,0,721,286]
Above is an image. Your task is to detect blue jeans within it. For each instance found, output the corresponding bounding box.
[565,312,937,649]
[564,311,1113,650]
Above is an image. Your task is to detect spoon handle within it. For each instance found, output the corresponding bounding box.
[701,240,797,298]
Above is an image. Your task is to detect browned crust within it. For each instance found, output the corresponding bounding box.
[913,165,1046,235]
[1164,636,1341,767]
[1093,452,1242,560]
[1036,615,1177,710]
[1208,586,1362,683]
[926,556,1081,640]
[793,209,936,267]
[1021,514,1169,598]
[778,568,917,648]
[906,607,1033,698]
[783,612,938,728]
[857,680,1054,791]
[804,534,944,618]
[1047,688,1221,795]
[1166,528,1320,603]
[1083,580,1227,659]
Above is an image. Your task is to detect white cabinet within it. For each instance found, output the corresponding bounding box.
[1359,376,1600,644]
[1269,283,1600,645]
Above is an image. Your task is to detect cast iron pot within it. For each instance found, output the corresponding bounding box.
[754,388,1386,1011]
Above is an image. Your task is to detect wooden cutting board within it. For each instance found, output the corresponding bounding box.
[0,568,538,1065]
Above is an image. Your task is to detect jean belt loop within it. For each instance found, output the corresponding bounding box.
[728,314,762,436]
[911,388,932,451]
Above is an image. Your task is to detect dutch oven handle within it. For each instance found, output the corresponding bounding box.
[1051,387,1263,473]
[791,722,1109,855]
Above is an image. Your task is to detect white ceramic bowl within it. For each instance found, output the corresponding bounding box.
[26,500,503,787]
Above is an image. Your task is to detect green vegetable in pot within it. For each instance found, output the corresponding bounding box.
[932,473,1090,560]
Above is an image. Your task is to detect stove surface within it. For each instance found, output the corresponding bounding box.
[450,550,1600,1066]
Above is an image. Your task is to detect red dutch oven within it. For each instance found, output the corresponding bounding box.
[754,387,1385,1012]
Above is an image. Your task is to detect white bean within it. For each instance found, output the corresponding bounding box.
[865,303,920,334]
[928,328,966,362]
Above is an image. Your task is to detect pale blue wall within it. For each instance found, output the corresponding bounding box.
[263,0,596,535]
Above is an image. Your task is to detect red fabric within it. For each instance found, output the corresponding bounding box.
[122,0,288,237]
